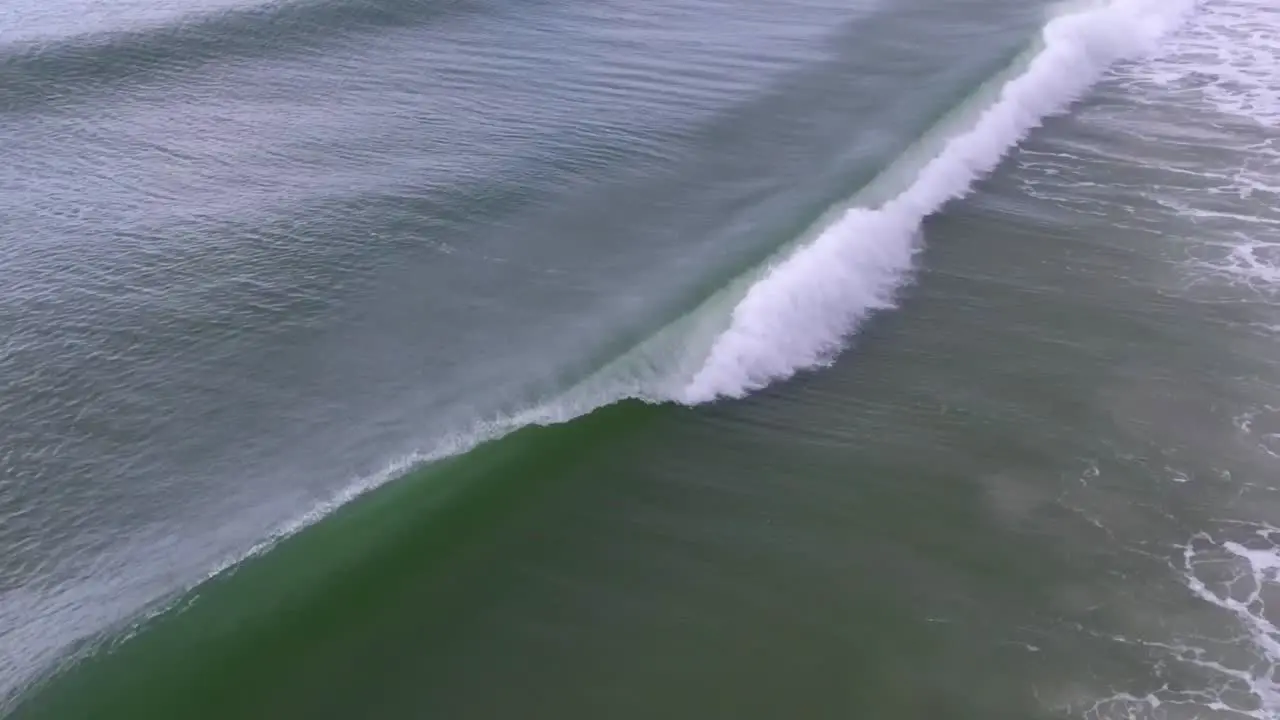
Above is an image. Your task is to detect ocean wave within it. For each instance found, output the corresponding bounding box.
[159,0,1201,640]
[1,1,1201,710]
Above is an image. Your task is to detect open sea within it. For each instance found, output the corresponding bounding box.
[3,0,1279,717]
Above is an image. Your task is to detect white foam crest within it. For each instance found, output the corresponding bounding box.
[677,0,1196,403]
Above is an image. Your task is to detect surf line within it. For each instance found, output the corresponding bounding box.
[676,0,1198,402]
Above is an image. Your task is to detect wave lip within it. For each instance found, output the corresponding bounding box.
[676,0,1198,404]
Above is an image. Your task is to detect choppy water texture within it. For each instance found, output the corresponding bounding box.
[3,0,1279,717]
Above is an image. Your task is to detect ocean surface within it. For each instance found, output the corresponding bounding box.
[2,0,1279,716]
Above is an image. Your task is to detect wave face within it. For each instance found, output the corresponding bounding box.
[2,401,669,719]
[676,0,1197,402]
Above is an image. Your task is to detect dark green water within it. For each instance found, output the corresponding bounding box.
[4,0,1280,717]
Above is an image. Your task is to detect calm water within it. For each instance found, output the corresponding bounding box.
[3,0,1279,717]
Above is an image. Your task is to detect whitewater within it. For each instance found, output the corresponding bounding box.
[679,0,1197,401]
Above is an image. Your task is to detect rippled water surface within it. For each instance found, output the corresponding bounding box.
[3,0,1279,717]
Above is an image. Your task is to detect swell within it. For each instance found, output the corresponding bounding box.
[4,0,1198,713]
[0,0,488,113]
